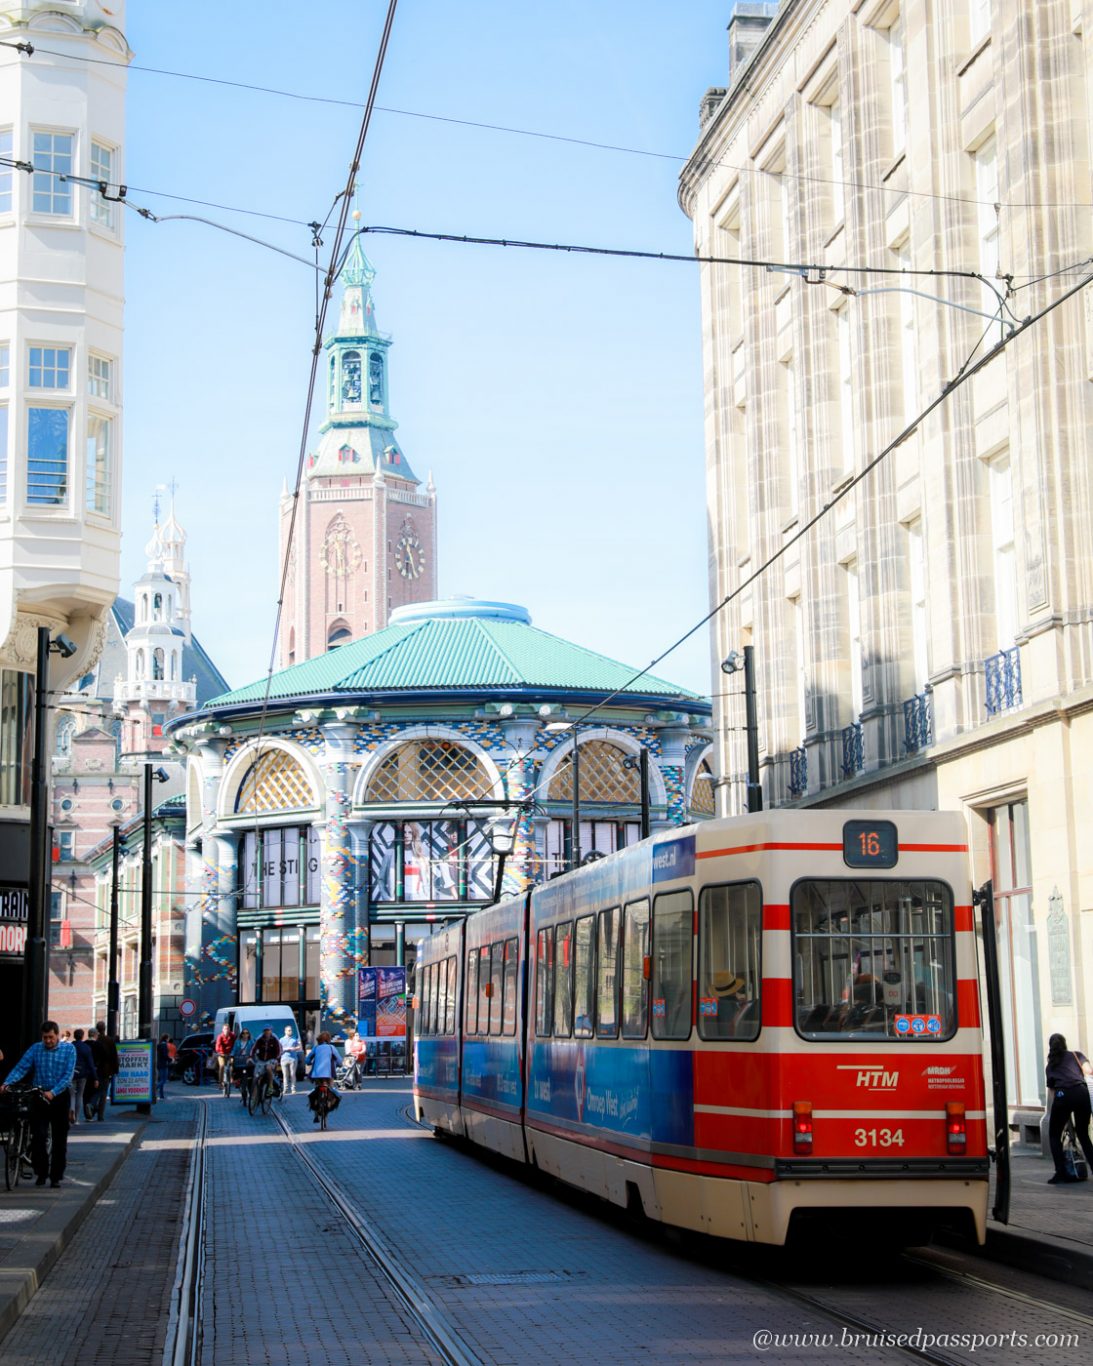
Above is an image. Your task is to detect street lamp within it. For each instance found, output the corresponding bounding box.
[544,722,583,870]
[22,627,78,1049]
[138,764,171,1043]
[487,812,517,903]
[722,646,762,813]
[622,750,651,838]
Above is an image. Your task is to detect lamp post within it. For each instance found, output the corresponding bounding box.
[138,765,170,1041]
[22,627,77,1048]
[107,824,121,1040]
[623,750,651,838]
[487,812,517,903]
[722,647,762,813]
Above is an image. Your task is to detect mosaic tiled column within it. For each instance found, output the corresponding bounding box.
[504,755,539,895]
[188,741,238,1023]
[656,724,692,827]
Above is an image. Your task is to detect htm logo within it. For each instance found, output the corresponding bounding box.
[836,1065,899,1090]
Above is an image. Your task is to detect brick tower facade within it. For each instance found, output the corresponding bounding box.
[278,233,437,666]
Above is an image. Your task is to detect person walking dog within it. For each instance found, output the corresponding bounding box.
[0,1021,76,1186]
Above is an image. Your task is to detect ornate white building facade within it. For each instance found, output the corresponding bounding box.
[680,0,1093,1119]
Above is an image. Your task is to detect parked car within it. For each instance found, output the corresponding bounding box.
[171,1031,215,1085]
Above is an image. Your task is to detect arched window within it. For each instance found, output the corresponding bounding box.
[329,354,336,409]
[170,651,178,681]
[368,352,384,405]
[139,595,147,622]
[56,715,76,756]
[235,749,316,814]
[341,350,361,405]
[153,648,165,680]
[152,592,163,621]
[690,758,716,817]
[364,740,492,804]
[327,621,353,649]
[547,740,640,803]
[287,629,296,667]
[135,649,145,679]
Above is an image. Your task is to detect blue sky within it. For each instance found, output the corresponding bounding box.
[121,1,733,695]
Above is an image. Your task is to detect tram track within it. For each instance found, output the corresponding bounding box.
[162,1101,208,1366]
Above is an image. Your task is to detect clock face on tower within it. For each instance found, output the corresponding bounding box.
[394,528,425,580]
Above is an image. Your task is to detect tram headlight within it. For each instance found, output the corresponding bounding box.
[945,1101,967,1154]
[792,1100,813,1155]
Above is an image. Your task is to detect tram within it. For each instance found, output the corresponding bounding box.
[413,809,989,1247]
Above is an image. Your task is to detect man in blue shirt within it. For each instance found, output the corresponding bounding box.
[0,1021,76,1186]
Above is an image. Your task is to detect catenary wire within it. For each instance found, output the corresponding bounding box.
[14,40,1093,215]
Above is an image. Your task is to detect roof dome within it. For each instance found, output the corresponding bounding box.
[390,598,532,627]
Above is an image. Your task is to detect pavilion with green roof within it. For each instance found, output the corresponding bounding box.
[169,598,713,1032]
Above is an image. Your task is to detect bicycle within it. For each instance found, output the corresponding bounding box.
[248,1061,282,1116]
[311,1078,337,1131]
[1,1087,43,1191]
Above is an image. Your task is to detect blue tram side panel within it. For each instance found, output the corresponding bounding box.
[460,896,526,1120]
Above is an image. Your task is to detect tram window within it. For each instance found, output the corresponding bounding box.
[536,928,553,1037]
[490,942,505,1036]
[432,961,443,1036]
[420,963,432,1037]
[428,962,439,1037]
[622,899,650,1039]
[554,922,574,1036]
[478,946,492,1034]
[445,956,457,1035]
[792,879,956,1041]
[596,907,621,1038]
[698,883,761,1041]
[465,948,479,1034]
[652,890,693,1040]
[502,938,518,1035]
[573,915,595,1037]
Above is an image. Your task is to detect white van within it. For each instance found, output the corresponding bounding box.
[214,1004,301,1048]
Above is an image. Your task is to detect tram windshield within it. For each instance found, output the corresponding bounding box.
[793,880,956,1040]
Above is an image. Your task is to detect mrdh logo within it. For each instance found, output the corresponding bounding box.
[836,1065,899,1091]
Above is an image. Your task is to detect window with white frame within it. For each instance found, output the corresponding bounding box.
[969,0,991,47]
[837,305,855,475]
[887,11,907,155]
[86,414,112,516]
[0,344,8,389]
[0,130,12,214]
[88,354,113,402]
[89,141,116,229]
[26,407,69,506]
[31,131,74,215]
[907,516,928,692]
[29,346,71,390]
[829,99,845,222]
[782,356,800,517]
[792,595,807,741]
[894,240,918,425]
[974,135,1000,278]
[845,557,863,718]
[988,451,1017,647]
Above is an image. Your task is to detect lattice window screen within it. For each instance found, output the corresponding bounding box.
[235,750,316,813]
[364,740,493,803]
[690,759,716,816]
[547,741,640,803]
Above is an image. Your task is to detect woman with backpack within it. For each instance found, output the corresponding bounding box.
[1045,1033,1093,1183]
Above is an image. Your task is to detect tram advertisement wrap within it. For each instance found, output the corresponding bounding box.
[112,1039,155,1105]
[0,886,29,958]
[358,966,407,1038]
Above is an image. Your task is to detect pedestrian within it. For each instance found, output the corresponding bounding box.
[305,1032,341,1124]
[213,1021,236,1093]
[279,1027,300,1095]
[85,1027,104,1119]
[156,1034,171,1101]
[1045,1033,1093,1183]
[93,1020,119,1121]
[0,1021,76,1186]
[70,1027,97,1125]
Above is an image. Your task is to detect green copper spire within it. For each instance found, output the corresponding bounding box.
[341,229,376,290]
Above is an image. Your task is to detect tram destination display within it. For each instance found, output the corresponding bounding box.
[842,819,898,869]
[0,886,29,958]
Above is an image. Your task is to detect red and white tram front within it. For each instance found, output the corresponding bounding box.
[684,811,988,1246]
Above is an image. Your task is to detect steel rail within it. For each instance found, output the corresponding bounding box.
[162,1101,208,1366]
[901,1249,1093,1330]
[271,1105,481,1366]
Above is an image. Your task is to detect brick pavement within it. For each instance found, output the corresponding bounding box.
[199,1089,439,1366]
[0,1101,193,1365]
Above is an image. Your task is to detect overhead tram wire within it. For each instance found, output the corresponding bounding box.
[12,39,1093,217]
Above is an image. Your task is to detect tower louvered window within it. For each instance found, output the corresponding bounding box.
[235,750,316,814]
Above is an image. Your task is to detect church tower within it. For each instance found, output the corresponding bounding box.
[279,230,437,666]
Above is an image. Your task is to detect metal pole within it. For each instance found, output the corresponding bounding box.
[107,824,121,1039]
[395,921,405,967]
[743,645,762,813]
[571,730,581,870]
[22,626,51,1047]
[138,763,153,1040]
[639,748,650,838]
[974,879,1010,1224]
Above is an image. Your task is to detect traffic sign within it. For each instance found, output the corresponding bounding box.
[178,997,197,1018]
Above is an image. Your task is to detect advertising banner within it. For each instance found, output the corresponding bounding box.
[0,886,29,958]
[358,966,407,1038]
[112,1039,155,1105]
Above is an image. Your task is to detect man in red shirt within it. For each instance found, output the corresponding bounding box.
[213,1024,236,1093]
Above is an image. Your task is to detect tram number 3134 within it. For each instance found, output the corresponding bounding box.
[853,1127,905,1148]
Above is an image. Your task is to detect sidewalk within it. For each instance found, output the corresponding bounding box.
[0,1110,145,1341]
[970,1144,1093,1289]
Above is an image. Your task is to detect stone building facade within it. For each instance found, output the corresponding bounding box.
[172,598,713,1039]
[680,0,1093,1116]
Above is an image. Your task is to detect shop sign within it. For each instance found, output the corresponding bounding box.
[0,886,29,958]
[112,1039,155,1105]
[358,966,407,1038]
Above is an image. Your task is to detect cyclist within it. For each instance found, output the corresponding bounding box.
[213,1023,236,1094]
[305,1032,341,1125]
[231,1029,254,1104]
[251,1027,282,1104]
[342,1028,366,1089]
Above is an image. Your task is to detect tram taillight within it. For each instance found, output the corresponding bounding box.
[792,1101,813,1155]
[945,1101,967,1154]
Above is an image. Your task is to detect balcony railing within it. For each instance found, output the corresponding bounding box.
[903,691,933,753]
[985,646,1022,717]
[841,721,863,777]
[787,746,807,798]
